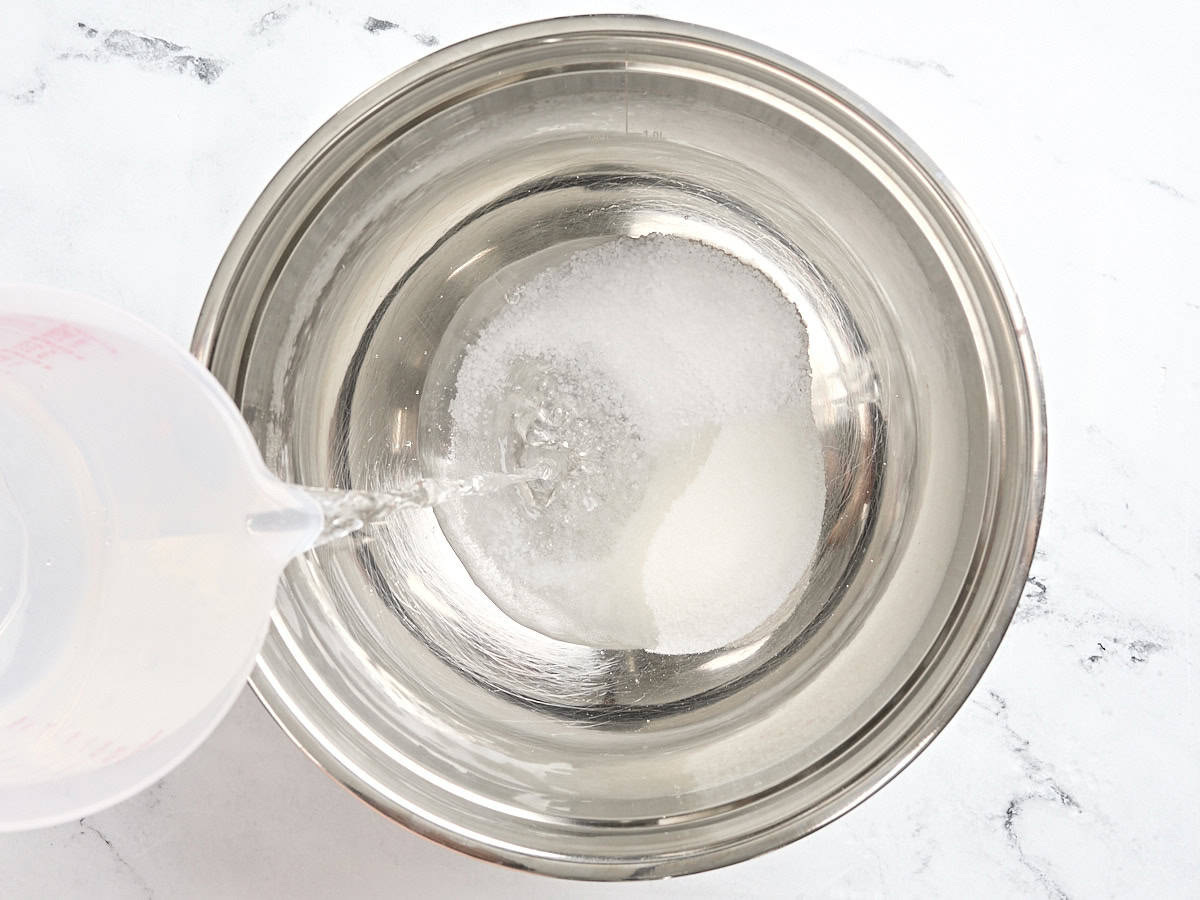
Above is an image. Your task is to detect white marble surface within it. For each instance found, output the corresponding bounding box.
[1,1,1197,896]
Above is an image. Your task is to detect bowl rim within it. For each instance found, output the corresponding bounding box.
[192,13,1047,881]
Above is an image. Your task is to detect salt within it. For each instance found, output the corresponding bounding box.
[441,234,826,654]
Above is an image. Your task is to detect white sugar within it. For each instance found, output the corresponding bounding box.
[442,234,826,654]
[642,406,826,654]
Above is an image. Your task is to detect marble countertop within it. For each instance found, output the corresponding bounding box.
[1,1,1196,896]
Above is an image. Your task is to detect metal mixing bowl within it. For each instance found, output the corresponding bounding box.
[193,16,1045,880]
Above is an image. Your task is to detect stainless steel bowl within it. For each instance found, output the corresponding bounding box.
[193,16,1045,880]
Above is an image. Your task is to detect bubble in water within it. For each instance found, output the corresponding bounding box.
[493,356,650,553]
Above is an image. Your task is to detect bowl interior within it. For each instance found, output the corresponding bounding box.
[197,20,1041,879]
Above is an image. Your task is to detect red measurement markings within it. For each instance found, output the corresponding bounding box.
[2,715,145,768]
[0,319,118,372]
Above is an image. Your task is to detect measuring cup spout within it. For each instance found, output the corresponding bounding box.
[245,476,324,559]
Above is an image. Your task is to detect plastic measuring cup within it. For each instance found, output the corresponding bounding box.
[0,284,323,830]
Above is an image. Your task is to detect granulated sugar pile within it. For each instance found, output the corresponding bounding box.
[441,234,826,654]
